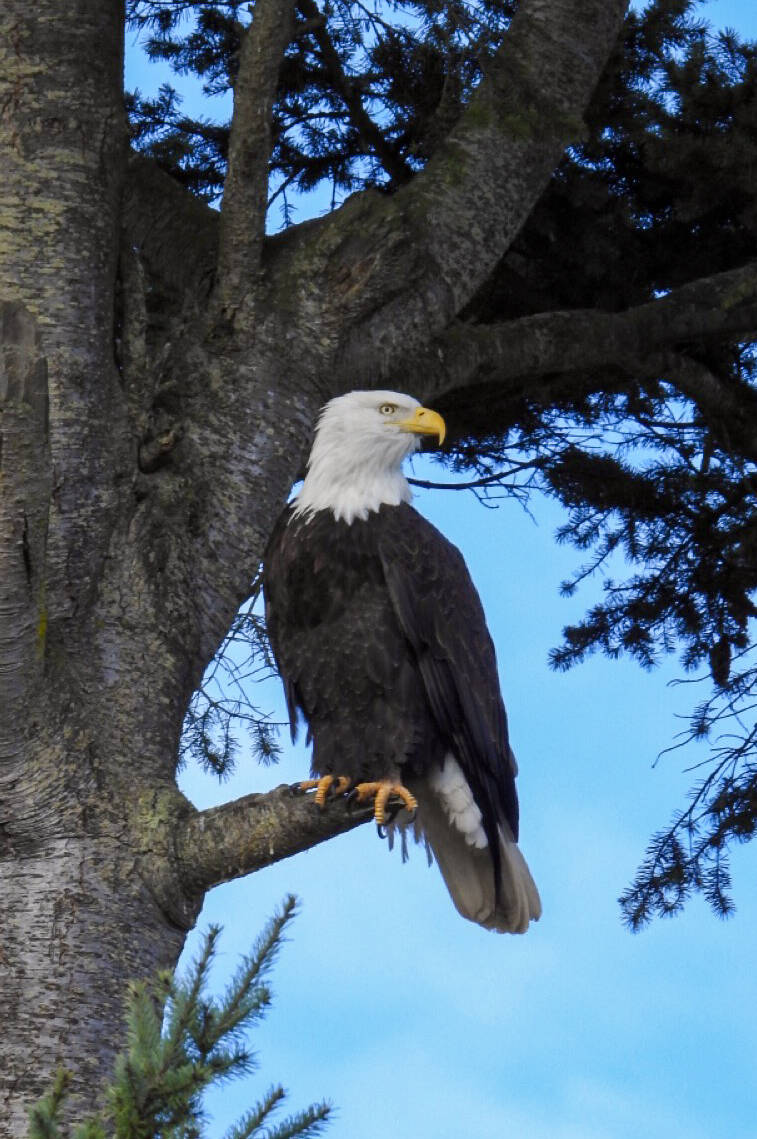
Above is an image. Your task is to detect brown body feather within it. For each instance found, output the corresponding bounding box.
[263,502,540,932]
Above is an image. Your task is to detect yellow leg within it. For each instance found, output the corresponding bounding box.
[300,774,352,807]
[352,780,418,824]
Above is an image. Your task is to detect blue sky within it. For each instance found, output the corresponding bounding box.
[126,4,757,1136]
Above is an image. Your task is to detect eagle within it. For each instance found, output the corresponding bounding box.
[263,390,541,933]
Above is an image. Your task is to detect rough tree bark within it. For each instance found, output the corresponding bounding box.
[6,0,754,1129]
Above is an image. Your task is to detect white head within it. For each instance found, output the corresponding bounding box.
[293,390,446,524]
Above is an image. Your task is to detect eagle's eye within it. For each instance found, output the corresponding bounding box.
[379,403,397,416]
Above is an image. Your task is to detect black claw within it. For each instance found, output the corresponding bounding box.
[346,791,374,816]
[383,800,403,825]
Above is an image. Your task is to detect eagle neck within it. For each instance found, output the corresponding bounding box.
[293,433,415,524]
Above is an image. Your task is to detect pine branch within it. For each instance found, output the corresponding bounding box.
[27,1070,70,1139]
[265,1101,332,1139]
[30,908,331,1139]
[180,591,284,778]
[661,353,757,463]
[296,0,414,186]
[222,1085,287,1139]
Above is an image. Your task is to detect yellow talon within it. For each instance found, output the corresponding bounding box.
[353,781,418,824]
[300,775,352,806]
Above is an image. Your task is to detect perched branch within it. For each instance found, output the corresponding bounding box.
[296,0,414,186]
[215,0,297,321]
[175,783,373,899]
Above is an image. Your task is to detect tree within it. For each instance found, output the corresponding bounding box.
[1,0,755,1131]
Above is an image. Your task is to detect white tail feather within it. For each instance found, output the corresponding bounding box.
[406,774,541,934]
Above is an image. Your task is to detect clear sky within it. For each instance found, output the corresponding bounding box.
[126,4,757,1137]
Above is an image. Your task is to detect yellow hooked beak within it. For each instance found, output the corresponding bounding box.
[396,406,446,446]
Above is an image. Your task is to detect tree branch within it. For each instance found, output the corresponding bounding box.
[215,0,297,321]
[659,354,757,463]
[175,784,373,898]
[417,260,757,403]
[296,0,414,186]
[258,0,627,391]
[412,0,628,304]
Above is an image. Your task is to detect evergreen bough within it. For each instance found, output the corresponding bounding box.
[27,898,330,1139]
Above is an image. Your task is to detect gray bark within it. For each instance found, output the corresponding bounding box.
[0,0,639,1129]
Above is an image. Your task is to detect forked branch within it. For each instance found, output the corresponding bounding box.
[333,0,628,377]
[405,0,629,306]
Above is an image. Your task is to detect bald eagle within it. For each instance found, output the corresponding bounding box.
[263,390,541,933]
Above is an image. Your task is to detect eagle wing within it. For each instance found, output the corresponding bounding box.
[377,503,520,851]
[262,505,303,743]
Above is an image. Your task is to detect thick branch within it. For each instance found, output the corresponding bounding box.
[411,0,628,305]
[175,784,373,898]
[419,260,757,402]
[297,0,414,186]
[215,0,297,319]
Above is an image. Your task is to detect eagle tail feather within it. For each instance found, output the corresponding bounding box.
[410,776,541,934]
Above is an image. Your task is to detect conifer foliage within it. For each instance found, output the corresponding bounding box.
[27,899,330,1139]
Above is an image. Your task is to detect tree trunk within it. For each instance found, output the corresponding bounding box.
[2,840,187,1134]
